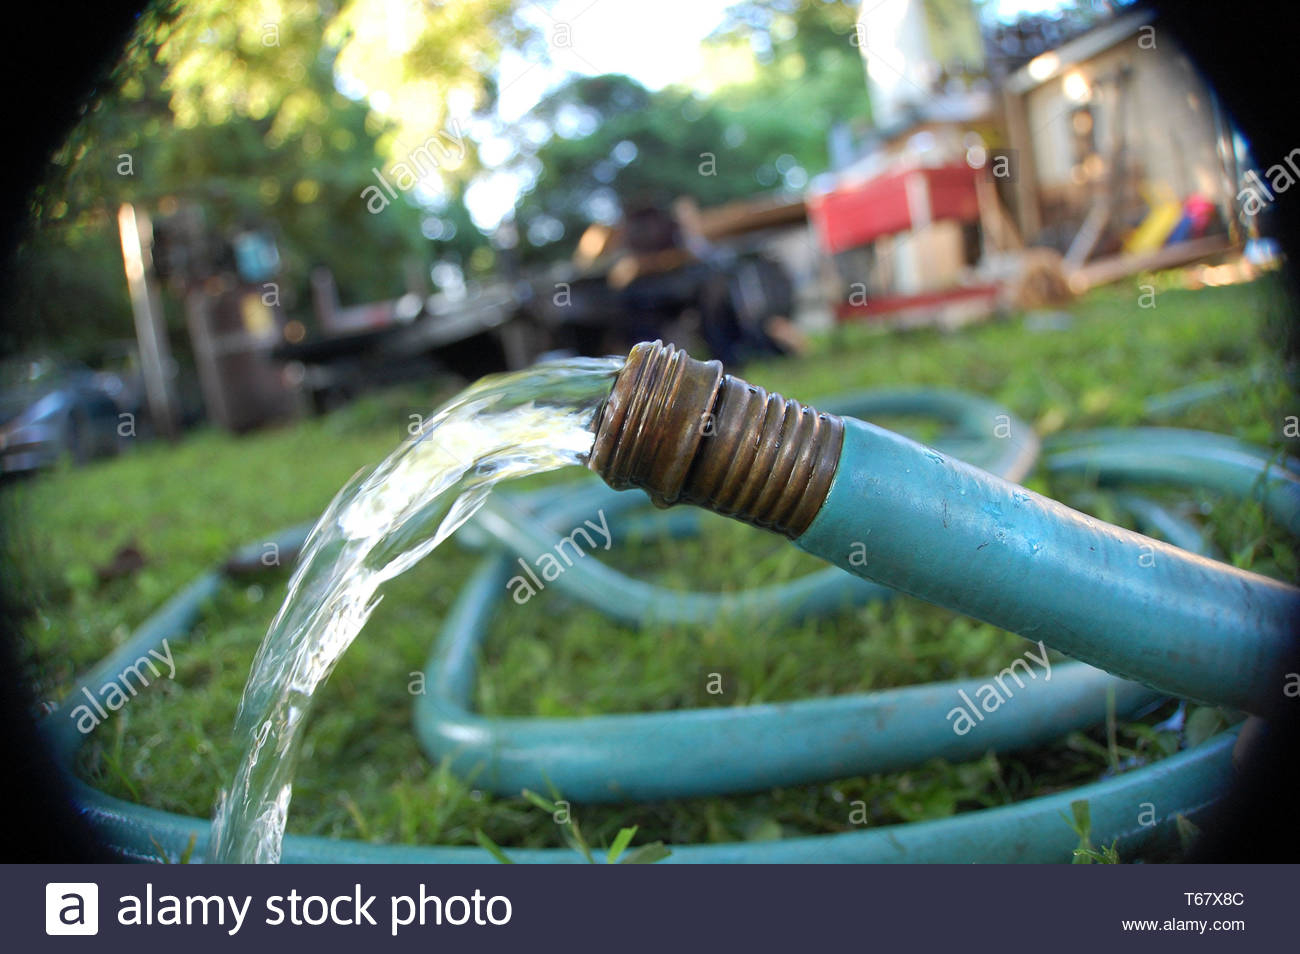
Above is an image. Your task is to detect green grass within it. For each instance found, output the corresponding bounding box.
[6,276,1297,860]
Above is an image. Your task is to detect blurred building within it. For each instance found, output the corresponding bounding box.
[1000,10,1239,265]
[809,1,1243,325]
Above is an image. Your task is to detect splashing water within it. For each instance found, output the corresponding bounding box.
[207,357,622,863]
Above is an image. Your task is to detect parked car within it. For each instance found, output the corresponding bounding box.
[0,356,124,475]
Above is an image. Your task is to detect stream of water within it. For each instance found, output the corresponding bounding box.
[207,357,622,863]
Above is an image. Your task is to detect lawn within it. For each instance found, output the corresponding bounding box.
[7,275,1297,861]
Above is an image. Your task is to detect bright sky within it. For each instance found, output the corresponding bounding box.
[458,0,1076,230]
[492,0,1075,123]
[455,0,740,230]
[497,0,740,114]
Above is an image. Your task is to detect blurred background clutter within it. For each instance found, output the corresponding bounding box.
[3,0,1269,457]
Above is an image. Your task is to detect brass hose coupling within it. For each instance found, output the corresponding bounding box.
[587,340,844,538]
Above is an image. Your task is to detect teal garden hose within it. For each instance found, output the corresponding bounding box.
[46,341,1299,862]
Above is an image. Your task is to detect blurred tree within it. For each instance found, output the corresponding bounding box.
[508,75,752,266]
[152,0,527,170]
[6,0,534,355]
[705,0,872,170]
[506,0,872,265]
[7,0,874,351]
[419,184,491,287]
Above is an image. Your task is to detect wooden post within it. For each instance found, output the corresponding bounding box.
[1001,86,1041,241]
[117,203,178,440]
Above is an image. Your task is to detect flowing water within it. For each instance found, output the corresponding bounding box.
[207,357,622,863]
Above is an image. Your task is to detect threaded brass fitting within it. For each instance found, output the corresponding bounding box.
[587,340,844,538]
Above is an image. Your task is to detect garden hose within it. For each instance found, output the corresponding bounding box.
[44,341,1299,862]
[589,341,1300,715]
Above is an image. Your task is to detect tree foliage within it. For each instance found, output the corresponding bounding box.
[508,0,872,264]
[8,0,527,353]
[7,0,873,352]
[154,0,525,167]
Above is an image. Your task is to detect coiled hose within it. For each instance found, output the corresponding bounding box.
[45,376,1298,862]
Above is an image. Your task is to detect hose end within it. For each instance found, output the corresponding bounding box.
[588,340,843,538]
